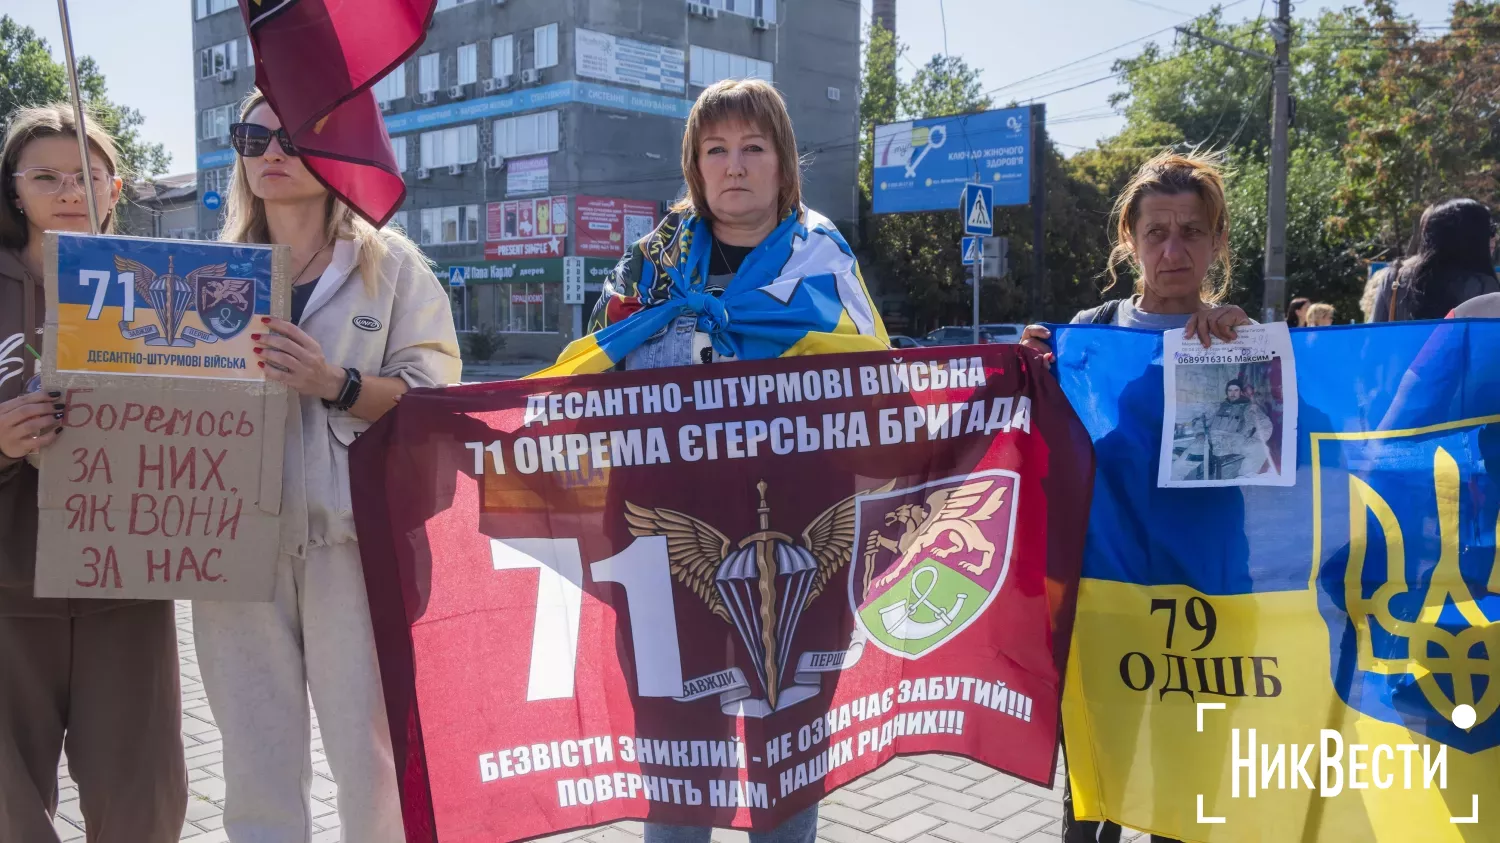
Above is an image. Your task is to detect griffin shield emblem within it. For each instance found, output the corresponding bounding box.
[849,470,1020,659]
[195,275,256,340]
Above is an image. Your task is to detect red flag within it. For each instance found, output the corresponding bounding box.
[351,346,1093,841]
[238,0,434,227]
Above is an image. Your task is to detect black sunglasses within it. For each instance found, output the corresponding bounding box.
[229,123,299,157]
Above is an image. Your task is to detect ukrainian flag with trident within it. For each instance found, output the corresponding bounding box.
[1055,319,1500,842]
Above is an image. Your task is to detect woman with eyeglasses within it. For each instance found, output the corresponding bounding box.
[0,103,188,842]
[191,90,460,843]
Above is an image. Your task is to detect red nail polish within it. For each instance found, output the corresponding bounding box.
[261,317,271,324]
[250,333,261,340]
[253,347,263,353]
[257,361,265,368]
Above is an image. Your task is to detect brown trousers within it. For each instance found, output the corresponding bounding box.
[0,602,187,842]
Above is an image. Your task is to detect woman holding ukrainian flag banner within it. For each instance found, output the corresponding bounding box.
[537,78,887,843]
[1021,151,1251,843]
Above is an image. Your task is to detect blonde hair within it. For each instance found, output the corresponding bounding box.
[218,89,423,288]
[1304,302,1335,326]
[1107,151,1233,304]
[671,78,802,223]
[0,102,122,250]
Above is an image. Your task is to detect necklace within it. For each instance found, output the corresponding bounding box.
[711,238,738,279]
[292,239,334,286]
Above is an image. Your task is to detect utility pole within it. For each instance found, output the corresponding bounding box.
[1262,0,1293,322]
[1177,1,1293,321]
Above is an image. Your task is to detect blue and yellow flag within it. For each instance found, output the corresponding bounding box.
[531,206,887,378]
[1056,320,1500,842]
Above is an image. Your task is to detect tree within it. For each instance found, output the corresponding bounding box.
[1338,0,1500,255]
[0,16,170,181]
[1077,9,1390,318]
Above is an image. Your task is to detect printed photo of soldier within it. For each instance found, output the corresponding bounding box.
[1169,361,1280,482]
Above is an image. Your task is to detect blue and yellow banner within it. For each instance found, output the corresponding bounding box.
[1056,321,1500,842]
[53,234,274,381]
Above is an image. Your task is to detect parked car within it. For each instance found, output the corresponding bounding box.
[923,326,1014,346]
[888,334,924,349]
[978,323,1026,343]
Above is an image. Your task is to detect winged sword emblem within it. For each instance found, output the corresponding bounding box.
[624,479,893,710]
[112,255,229,346]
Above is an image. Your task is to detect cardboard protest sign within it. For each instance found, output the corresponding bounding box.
[353,346,1092,841]
[35,233,289,600]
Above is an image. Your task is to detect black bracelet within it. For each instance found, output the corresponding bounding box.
[323,367,363,412]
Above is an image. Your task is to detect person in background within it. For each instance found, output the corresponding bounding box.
[1369,198,1499,322]
[1455,292,1500,317]
[1020,151,1251,362]
[192,89,461,843]
[1287,296,1309,327]
[566,77,886,843]
[0,103,187,842]
[1303,303,1335,326]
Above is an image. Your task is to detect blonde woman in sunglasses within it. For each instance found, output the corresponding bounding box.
[191,90,461,843]
[0,103,188,843]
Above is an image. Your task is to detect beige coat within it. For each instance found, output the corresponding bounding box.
[279,236,460,557]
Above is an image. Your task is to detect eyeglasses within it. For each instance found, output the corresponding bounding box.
[12,168,113,195]
[229,123,300,158]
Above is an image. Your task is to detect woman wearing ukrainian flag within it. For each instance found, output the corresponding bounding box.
[536,78,887,380]
[543,78,887,843]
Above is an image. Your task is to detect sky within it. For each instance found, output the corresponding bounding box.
[2,0,1460,177]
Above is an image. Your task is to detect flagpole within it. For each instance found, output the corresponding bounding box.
[55,0,102,235]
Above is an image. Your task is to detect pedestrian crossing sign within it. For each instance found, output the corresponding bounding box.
[961,236,982,266]
[962,183,993,236]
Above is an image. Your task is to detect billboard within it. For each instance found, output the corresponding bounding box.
[575,28,685,94]
[575,196,659,258]
[872,107,1032,214]
[487,196,568,241]
[506,155,550,196]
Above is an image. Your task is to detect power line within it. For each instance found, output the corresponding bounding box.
[1124,0,1194,15]
[980,0,1259,99]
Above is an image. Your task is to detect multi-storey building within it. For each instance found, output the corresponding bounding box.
[192,0,862,361]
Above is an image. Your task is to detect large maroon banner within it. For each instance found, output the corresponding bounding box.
[352,346,1092,842]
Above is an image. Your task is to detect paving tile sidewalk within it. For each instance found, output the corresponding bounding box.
[51,602,1143,843]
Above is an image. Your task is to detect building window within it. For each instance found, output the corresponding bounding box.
[198,40,238,79]
[420,205,481,245]
[492,35,515,78]
[389,211,409,234]
[492,111,558,159]
[419,125,479,169]
[435,0,475,9]
[418,53,441,93]
[705,0,776,22]
[391,136,408,172]
[245,37,253,65]
[199,105,233,141]
[493,283,561,333]
[457,44,478,86]
[200,166,233,196]
[374,64,407,102]
[689,45,772,87]
[195,0,236,19]
[533,24,558,69]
